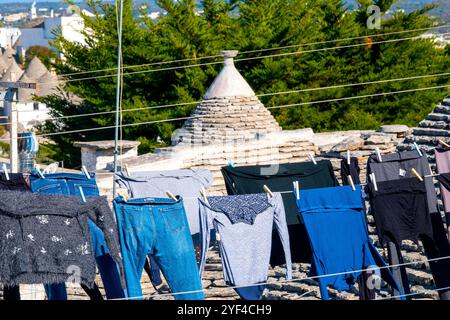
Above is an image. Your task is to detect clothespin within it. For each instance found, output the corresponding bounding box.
[347,150,351,166]
[200,187,209,205]
[2,163,9,181]
[348,175,356,191]
[413,142,423,157]
[375,147,383,163]
[81,166,91,179]
[78,186,87,203]
[263,185,274,198]
[308,153,317,165]
[35,165,45,179]
[227,160,236,168]
[166,191,178,201]
[117,190,128,202]
[123,164,130,177]
[411,168,424,182]
[370,173,378,192]
[293,181,300,200]
[439,139,450,149]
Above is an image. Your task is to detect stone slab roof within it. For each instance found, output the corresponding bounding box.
[398,96,450,160]
[174,50,281,146]
[0,59,23,82]
[74,140,140,150]
[25,56,48,80]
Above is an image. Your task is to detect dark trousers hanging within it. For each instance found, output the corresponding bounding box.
[367,152,450,300]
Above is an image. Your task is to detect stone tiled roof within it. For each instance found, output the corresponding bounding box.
[17,73,35,102]
[0,59,23,82]
[173,50,281,146]
[398,96,450,161]
[0,54,10,74]
[35,71,58,97]
[25,56,49,80]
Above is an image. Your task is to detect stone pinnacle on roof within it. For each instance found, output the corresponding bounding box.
[173,50,282,146]
[203,50,256,99]
[25,56,49,80]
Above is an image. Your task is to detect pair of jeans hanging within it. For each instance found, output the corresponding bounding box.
[113,196,204,300]
[115,169,214,290]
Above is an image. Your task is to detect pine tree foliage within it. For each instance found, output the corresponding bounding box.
[38,0,450,166]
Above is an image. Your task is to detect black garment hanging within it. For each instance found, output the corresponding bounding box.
[221,161,339,265]
[368,178,434,246]
[341,157,361,185]
[367,150,450,300]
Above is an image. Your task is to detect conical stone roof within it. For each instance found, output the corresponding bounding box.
[25,56,49,80]
[0,58,8,75]
[398,96,450,165]
[0,59,24,83]
[173,50,281,146]
[36,71,58,96]
[0,48,15,76]
[17,73,36,102]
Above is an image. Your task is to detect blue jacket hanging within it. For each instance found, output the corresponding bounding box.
[296,185,406,300]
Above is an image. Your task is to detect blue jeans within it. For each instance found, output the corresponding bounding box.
[29,171,125,300]
[113,196,204,300]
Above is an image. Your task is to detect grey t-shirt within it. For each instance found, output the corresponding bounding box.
[115,168,213,235]
[199,192,292,287]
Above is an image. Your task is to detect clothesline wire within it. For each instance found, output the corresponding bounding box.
[35,32,450,86]
[145,173,440,201]
[377,285,450,301]
[115,254,450,299]
[8,71,449,129]
[1,83,448,143]
[15,253,450,300]
[53,24,450,79]
[235,33,450,63]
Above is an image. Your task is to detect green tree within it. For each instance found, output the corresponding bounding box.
[38,0,450,167]
[25,45,59,69]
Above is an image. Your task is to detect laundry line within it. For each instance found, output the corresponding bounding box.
[377,285,450,301]
[133,176,440,201]
[2,83,448,143]
[9,71,450,129]
[36,32,450,87]
[15,253,450,300]
[54,24,450,79]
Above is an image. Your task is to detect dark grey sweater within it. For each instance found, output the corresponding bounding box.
[0,190,124,288]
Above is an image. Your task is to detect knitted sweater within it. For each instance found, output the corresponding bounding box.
[0,190,124,288]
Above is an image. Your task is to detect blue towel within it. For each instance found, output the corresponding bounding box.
[296,185,405,300]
